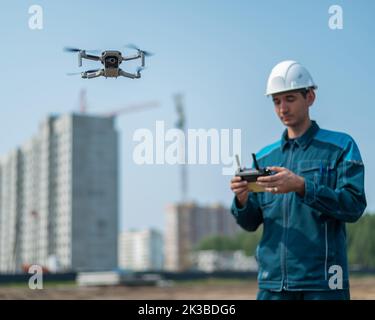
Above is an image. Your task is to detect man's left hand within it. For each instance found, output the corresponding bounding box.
[256,166,305,196]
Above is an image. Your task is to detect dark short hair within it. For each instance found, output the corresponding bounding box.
[299,88,309,99]
[272,87,314,100]
[282,88,311,99]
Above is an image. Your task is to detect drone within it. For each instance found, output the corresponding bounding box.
[64,44,153,79]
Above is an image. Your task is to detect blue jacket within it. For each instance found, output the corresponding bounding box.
[231,120,367,291]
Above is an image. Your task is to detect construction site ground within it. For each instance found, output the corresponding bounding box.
[0,276,375,300]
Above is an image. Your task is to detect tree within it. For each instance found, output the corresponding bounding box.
[347,213,375,269]
[195,227,263,255]
[195,212,375,269]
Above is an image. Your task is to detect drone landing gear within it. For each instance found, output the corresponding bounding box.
[82,69,104,79]
[119,69,141,79]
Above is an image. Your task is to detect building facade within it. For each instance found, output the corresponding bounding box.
[0,114,118,273]
[118,229,163,271]
[192,250,258,272]
[164,202,240,271]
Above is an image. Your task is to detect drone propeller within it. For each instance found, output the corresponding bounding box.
[125,44,154,57]
[64,47,82,52]
[66,72,82,76]
[125,43,140,50]
[63,47,101,54]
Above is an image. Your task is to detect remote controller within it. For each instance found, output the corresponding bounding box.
[235,153,273,192]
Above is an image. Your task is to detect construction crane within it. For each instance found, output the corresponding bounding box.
[174,93,188,202]
[79,88,87,113]
[77,88,159,117]
[103,100,160,118]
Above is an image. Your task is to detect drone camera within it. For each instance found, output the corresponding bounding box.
[105,56,119,68]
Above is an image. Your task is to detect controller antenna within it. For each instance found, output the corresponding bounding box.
[252,153,260,170]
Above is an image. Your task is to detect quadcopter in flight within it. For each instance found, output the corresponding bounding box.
[64,44,153,79]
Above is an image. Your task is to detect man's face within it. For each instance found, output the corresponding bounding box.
[272,90,315,127]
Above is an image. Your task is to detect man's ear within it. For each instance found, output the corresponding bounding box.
[307,89,316,107]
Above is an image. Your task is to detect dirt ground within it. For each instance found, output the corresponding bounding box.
[0,277,374,300]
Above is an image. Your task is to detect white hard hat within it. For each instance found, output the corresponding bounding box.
[265,60,317,96]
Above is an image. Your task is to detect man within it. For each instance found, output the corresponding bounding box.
[230,60,366,300]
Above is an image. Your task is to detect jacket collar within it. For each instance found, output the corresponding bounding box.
[281,120,319,152]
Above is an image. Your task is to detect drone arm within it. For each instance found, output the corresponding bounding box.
[80,51,101,61]
[119,69,141,79]
[122,53,141,62]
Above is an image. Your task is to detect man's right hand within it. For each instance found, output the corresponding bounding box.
[230,176,249,208]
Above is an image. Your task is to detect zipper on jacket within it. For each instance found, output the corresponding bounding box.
[281,141,295,290]
[324,222,328,280]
